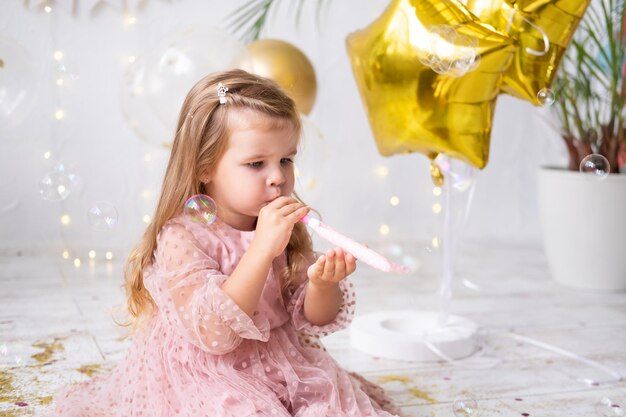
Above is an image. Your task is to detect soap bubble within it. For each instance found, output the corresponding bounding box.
[39,170,73,201]
[184,194,217,225]
[595,397,624,416]
[0,341,28,369]
[88,202,119,231]
[453,398,479,416]
[39,163,82,201]
[382,243,421,272]
[434,155,475,192]
[537,88,555,106]
[418,25,479,77]
[579,154,610,180]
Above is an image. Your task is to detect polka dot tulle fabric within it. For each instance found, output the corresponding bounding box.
[44,215,402,416]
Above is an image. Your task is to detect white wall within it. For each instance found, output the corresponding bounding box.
[0,0,567,259]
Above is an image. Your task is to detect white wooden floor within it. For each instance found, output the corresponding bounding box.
[1,242,626,416]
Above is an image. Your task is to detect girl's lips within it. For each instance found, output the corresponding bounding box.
[262,197,279,205]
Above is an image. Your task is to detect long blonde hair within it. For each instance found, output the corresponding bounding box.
[121,69,312,332]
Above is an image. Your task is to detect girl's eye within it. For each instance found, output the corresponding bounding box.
[248,161,263,168]
[280,158,294,165]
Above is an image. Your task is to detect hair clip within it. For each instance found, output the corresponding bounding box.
[217,82,229,104]
[187,111,194,119]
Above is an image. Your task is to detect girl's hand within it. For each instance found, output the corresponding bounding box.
[307,247,357,289]
[252,196,309,259]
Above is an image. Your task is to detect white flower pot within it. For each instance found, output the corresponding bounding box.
[537,167,626,291]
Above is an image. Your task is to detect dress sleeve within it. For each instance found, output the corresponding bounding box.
[146,222,270,355]
[286,261,356,337]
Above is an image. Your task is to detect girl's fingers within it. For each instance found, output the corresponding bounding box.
[345,252,357,274]
[277,201,302,213]
[287,206,309,222]
[308,255,325,277]
[323,249,336,279]
[268,196,296,209]
[307,256,326,279]
[334,248,346,280]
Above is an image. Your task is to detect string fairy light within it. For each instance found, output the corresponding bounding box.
[374,165,389,178]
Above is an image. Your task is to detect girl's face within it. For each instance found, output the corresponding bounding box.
[204,109,299,231]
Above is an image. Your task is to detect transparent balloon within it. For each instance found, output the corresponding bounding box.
[595,397,625,417]
[536,88,555,106]
[88,202,119,231]
[0,35,39,130]
[120,26,247,147]
[184,194,217,225]
[294,115,331,205]
[0,141,19,214]
[580,154,610,180]
[453,398,479,416]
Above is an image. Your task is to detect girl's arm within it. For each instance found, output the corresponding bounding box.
[221,197,309,317]
[220,240,274,318]
[304,248,356,326]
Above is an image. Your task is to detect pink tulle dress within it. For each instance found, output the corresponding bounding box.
[44,215,402,417]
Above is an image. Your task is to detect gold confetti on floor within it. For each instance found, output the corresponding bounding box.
[38,395,53,406]
[407,387,437,404]
[77,363,102,377]
[31,338,65,363]
[378,374,439,404]
[1,369,15,401]
[378,375,413,384]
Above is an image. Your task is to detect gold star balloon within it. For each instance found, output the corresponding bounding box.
[346,0,516,171]
[464,0,591,104]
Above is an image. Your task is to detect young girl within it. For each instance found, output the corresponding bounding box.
[45,69,402,417]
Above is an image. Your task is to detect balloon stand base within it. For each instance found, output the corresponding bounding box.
[349,310,479,362]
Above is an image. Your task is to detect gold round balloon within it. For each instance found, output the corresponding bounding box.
[465,0,591,104]
[236,39,317,115]
[346,0,516,169]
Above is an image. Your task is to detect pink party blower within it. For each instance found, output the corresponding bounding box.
[300,215,409,274]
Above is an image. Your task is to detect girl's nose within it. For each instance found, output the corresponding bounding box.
[267,167,286,187]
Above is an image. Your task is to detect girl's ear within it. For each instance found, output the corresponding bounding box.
[199,171,212,184]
